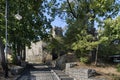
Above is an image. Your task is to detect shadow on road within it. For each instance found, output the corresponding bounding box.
[16,63,54,80]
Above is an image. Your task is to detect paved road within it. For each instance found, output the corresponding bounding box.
[17,64,58,80]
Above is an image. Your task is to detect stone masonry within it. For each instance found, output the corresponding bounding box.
[65,63,106,80]
[26,41,52,63]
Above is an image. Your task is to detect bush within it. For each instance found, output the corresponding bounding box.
[111,74,120,80]
[116,64,120,72]
[7,54,13,63]
[80,57,88,63]
[11,53,17,64]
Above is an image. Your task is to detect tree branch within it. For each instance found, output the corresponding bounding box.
[67,0,77,18]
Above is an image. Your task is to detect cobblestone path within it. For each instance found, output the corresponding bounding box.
[17,64,58,80]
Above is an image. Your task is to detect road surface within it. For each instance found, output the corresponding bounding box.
[17,64,58,80]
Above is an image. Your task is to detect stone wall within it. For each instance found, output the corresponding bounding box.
[26,41,52,63]
[65,63,105,80]
[66,68,96,80]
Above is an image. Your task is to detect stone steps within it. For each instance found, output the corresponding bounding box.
[53,70,74,80]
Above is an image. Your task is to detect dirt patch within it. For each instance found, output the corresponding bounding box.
[74,62,120,80]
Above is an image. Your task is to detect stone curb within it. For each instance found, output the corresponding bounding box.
[51,70,61,80]
[51,70,75,80]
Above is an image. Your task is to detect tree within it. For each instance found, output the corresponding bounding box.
[101,16,120,55]
[0,38,9,78]
[46,27,65,60]
[49,0,120,64]
[0,38,5,64]
[0,0,52,62]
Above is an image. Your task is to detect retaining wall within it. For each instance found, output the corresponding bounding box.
[65,63,106,80]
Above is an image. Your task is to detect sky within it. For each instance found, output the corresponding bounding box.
[51,16,67,28]
[50,0,67,28]
[51,11,120,30]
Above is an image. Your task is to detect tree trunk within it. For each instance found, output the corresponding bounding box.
[13,40,17,54]
[22,44,26,61]
[95,45,99,65]
[0,38,8,77]
[16,43,21,65]
[0,38,5,63]
[17,43,20,56]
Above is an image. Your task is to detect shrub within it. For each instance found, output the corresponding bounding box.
[7,54,13,63]
[111,74,120,80]
[80,57,88,63]
[116,64,120,72]
[11,53,17,64]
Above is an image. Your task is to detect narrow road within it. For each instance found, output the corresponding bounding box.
[17,64,58,80]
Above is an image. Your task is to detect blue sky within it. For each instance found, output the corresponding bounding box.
[51,16,67,28]
[51,12,120,29]
[50,0,67,28]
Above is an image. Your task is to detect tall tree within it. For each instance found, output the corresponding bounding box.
[49,0,120,64]
[0,0,52,61]
[0,38,9,78]
[101,16,120,55]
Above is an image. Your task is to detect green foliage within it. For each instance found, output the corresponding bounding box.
[80,57,88,63]
[72,34,98,51]
[61,0,120,52]
[99,16,120,56]
[46,35,65,55]
[0,0,52,57]
[44,0,117,61]
[111,74,120,80]
[11,53,17,64]
[104,17,120,40]
[116,64,120,72]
